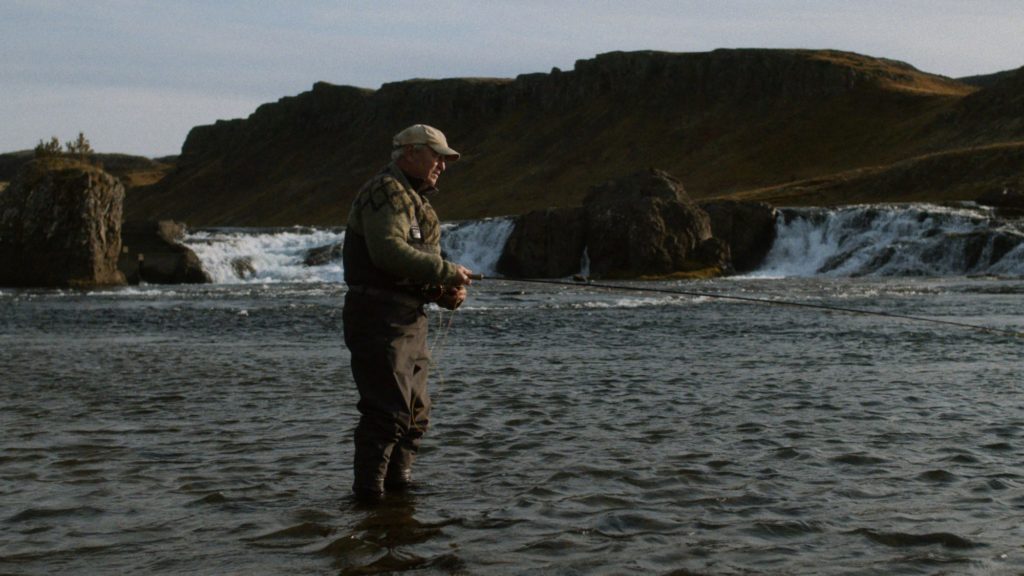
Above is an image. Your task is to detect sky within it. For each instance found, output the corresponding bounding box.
[3,0,1022,158]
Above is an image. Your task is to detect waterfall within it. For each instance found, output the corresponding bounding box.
[182,218,514,284]
[751,204,1024,277]
[440,218,515,275]
[181,205,1024,284]
[182,227,346,284]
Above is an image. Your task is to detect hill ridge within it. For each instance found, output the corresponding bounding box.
[125,48,1019,226]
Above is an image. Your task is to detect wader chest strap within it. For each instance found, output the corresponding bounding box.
[346,284,425,308]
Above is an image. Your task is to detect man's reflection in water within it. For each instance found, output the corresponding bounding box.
[335,493,464,575]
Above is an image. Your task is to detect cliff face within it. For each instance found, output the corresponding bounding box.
[127,49,1018,226]
[0,159,125,287]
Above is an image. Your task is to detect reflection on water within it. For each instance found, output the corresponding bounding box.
[244,493,462,575]
[334,495,462,575]
[1,277,1023,574]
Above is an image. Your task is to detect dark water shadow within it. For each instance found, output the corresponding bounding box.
[325,493,464,575]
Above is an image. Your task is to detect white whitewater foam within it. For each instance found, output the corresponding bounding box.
[183,228,345,284]
[441,218,515,277]
[179,205,1024,284]
[752,204,1024,277]
[182,218,515,285]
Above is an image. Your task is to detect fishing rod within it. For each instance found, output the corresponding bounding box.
[465,274,1024,339]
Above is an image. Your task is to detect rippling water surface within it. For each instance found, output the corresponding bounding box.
[1,278,1023,575]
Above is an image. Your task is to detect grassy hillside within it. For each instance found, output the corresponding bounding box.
[0,151,174,190]
[125,49,1022,226]
[728,142,1024,205]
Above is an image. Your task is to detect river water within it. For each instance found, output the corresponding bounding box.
[2,204,1024,575]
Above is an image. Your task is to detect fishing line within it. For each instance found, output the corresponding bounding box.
[469,275,1024,339]
[428,308,459,393]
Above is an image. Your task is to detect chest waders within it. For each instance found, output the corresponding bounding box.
[343,176,440,503]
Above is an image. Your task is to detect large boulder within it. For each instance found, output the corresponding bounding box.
[496,207,586,278]
[118,220,210,284]
[0,159,125,287]
[494,169,737,279]
[584,169,721,278]
[700,200,778,272]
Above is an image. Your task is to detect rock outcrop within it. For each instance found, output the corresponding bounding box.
[496,207,586,278]
[118,220,210,284]
[700,200,778,272]
[0,159,125,287]
[584,169,723,278]
[498,169,750,279]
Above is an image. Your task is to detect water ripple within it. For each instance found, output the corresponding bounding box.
[1,278,1023,574]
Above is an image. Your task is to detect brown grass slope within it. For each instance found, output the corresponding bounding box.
[0,151,174,189]
[126,49,1022,226]
[730,64,1024,205]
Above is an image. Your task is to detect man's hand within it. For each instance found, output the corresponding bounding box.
[454,265,474,286]
[437,285,467,310]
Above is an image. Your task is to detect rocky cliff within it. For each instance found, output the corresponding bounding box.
[0,159,125,287]
[127,49,1022,226]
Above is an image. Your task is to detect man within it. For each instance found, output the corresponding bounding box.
[342,124,473,503]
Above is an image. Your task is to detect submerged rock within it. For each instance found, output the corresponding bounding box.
[231,256,256,279]
[0,159,125,287]
[303,242,343,266]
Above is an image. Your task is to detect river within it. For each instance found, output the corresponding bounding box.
[1,203,1022,575]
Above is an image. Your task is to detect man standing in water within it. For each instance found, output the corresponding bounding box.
[342,124,473,503]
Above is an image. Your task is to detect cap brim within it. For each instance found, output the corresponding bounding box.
[429,144,460,161]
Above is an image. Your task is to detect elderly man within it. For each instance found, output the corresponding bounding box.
[342,124,473,503]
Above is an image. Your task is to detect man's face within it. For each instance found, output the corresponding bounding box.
[403,145,446,188]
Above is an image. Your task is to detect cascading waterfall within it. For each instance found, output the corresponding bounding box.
[183,227,346,284]
[753,204,1024,278]
[181,218,516,284]
[181,205,1024,284]
[439,218,516,275]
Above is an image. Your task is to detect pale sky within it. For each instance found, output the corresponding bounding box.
[3,0,1022,157]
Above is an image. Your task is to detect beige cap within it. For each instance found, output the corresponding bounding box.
[392,124,460,161]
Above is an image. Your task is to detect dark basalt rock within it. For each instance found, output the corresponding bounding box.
[0,159,125,287]
[303,242,344,266]
[118,220,210,284]
[496,169,742,279]
[583,169,716,278]
[496,207,586,278]
[700,200,778,272]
